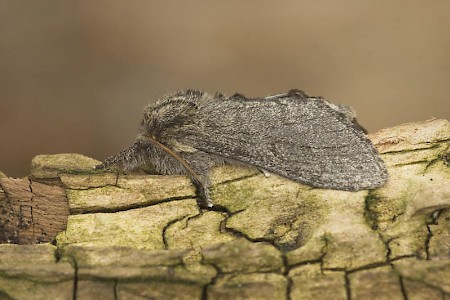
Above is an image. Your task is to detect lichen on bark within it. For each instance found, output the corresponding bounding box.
[0,119,449,299]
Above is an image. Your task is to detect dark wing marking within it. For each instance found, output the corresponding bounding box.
[177,93,387,191]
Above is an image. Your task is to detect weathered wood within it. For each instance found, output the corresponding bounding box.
[0,178,68,244]
[0,244,73,300]
[0,119,449,299]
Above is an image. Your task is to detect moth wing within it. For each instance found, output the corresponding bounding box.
[178,93,387,191]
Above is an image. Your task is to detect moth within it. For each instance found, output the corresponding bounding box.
[95,89,388,207]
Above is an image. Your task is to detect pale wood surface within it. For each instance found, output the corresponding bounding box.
[0,119,449,299]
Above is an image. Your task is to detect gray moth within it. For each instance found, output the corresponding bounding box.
[95,89,388,207]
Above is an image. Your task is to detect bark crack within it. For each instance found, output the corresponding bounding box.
[393,160,433,167]
[319,234,329,274]
[200,254,222,300]
[380,142,445,155]
[390,269,450,299]
[425,209,441,260]
[71,195,194,215]
[424,143,450,172]
[398,276,409,300]
[113,280,118,300]
[28,179,36,242]
[344,272,351,300]
[363,191,380,231]
[65,184,118,191]
[162,216,194,250]
[214,205,287,253]
[285,275,293,300]
[201,285,208,300]
[382,234,392,263]
[282,253,292,300]
[72,257,79,300]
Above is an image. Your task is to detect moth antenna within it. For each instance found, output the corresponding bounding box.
[141,134,204,187]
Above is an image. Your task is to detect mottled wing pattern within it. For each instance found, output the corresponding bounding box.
[177,93,387,191]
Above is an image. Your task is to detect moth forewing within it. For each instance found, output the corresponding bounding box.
[96,90,388,206]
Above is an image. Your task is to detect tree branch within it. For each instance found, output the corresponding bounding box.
[0,119,449,299]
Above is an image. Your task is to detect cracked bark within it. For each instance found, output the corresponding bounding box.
[0,119,449,300]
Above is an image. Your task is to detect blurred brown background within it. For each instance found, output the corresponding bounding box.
[1,1,449,177]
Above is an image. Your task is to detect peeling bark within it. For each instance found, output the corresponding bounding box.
[0,119,449,299]
[0,178,68,244]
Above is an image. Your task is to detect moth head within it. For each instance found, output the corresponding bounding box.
[141,90,205,138]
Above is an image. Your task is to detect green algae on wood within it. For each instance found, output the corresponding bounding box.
[1,119,449,299]
[56,199,200,250]
[289,264,347,300]
[165,210,235,262]
[202,238,284,274]
[31,153,101,179]
[0,244,74,300]
[207,273,288,300]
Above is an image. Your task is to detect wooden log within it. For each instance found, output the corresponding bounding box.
[0,119,449,299]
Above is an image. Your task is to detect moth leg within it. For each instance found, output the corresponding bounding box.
[191,177,213,207]
[260,169,272,178]
[180,151,222,208]
[94,140,149,171]
[185,169,213,207]
[204,187,213,207]
[202,178,214,207]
